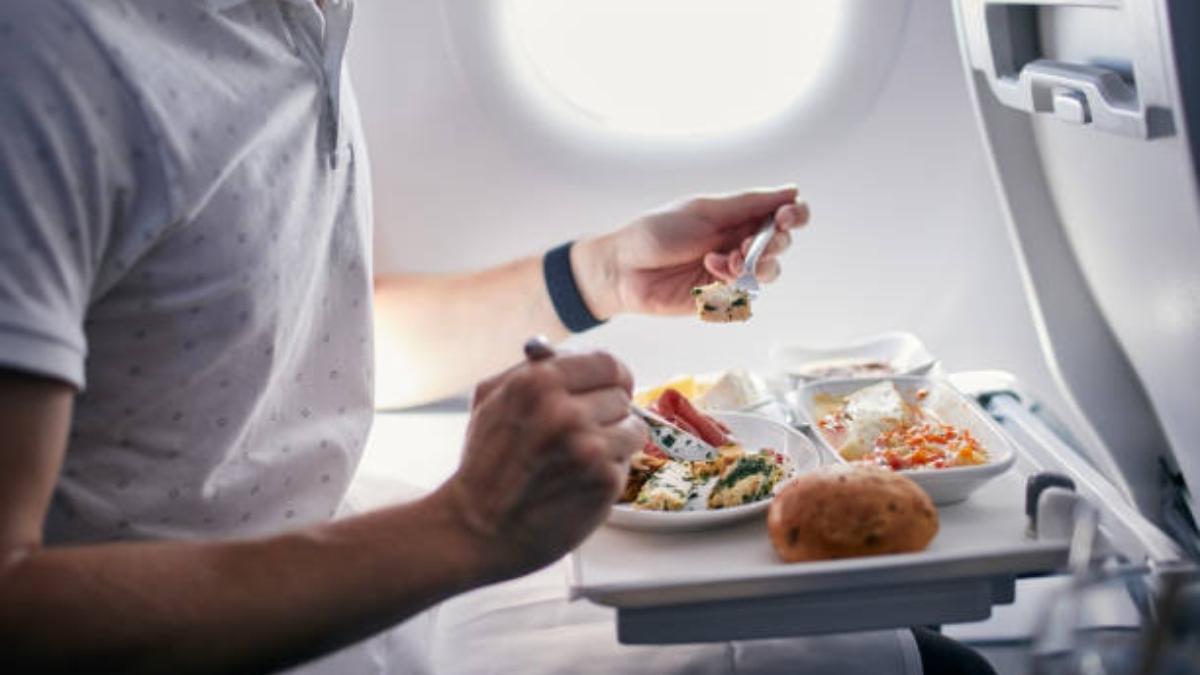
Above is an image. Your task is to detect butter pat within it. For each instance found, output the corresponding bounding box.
[694,369,760,411]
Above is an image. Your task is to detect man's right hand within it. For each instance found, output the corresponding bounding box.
[437,350,647,582]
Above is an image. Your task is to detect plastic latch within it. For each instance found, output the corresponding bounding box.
[1027,471,1077,536]
[1036,487,1082,541]
[1051,89,1091,125]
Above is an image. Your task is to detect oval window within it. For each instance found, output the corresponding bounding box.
[501,0,846,137]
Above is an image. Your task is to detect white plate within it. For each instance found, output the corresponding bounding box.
[794,376,1016,505]
[607,412,823,532]
[769,331,938,385]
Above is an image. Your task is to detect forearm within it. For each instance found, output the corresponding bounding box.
[1,489,485,674]
[373,237,618,408]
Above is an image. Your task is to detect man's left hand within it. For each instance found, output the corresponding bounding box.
[572,186,809,319]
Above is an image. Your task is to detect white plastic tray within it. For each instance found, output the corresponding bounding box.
[568,422,1071,643]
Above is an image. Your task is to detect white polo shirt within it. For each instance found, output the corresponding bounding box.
[1,0,374,554]
[0,2,444,670]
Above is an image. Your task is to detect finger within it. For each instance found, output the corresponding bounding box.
[693,186,798,227]
[774,201,810,230]
[528,432,615,494]
[574,387,632,426]
[702,252,738,283]
[471,361,525,409]
[602,416,649,464]
[551,351,634,394]
[740,229,792,258]
[755,258,781,283]
[729,249,745,275]
[766,230,792,258]
[564,441,630,502]
[472,335,563,407]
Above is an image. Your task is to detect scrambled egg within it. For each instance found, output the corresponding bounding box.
[691,282,751,323]
[633,461,696,511]
[707,452,787,509]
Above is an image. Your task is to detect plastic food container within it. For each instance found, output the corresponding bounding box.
[769,331,938,386]
[793,376,1016,504]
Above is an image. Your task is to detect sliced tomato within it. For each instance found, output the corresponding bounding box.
[656,388,731,446]
[651,389,679,418]
[669,415,705,439]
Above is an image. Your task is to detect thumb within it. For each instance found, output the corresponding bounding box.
[694,186,798,227]
[470,360,524,409]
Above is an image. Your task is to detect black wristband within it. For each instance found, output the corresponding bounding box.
[543,241,606,333]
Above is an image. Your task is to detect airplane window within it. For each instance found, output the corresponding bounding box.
[501,0,846,137]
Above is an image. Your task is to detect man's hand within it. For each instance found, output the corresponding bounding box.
[572,186,809,319]
[373,186,808,406]
[437,350,646,581]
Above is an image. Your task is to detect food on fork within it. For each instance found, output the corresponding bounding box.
[767,465,938,562]
[691,282,751,323]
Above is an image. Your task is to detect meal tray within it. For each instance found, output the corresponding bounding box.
[568,440,1069,643]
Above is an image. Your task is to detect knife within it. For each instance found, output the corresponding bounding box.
[522,336,719,462]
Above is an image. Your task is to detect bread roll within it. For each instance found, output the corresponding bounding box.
[767,465,937,562]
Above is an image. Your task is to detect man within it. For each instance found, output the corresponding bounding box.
[1,1,810,671]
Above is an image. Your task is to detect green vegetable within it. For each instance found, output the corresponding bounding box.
[716,455,773,490]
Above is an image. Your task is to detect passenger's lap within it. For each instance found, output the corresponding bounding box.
[429,560,923,675]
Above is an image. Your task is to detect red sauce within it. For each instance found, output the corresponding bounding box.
[815,387,989,471]
[856,422,986,470]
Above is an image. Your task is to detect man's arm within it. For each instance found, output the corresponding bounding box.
[374,255,568,409]
[374,187,810,407]
[1,350,643,673]
[0,370,487,673]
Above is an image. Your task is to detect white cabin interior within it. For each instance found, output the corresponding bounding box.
[343,1,1200,672]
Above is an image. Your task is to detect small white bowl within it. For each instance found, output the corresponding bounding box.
[608,412,823,532]
[792,376,1016,505]
[769,331,938,386]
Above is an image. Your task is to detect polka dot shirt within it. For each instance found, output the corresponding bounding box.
[0,0,375,545]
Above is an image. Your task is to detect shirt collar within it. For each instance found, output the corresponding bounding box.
[200,0,329,10]
[200,0,255,10]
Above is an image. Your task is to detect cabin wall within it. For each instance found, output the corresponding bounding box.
[349,0,1066,411]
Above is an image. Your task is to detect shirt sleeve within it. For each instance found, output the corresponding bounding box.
[0,1,166,389]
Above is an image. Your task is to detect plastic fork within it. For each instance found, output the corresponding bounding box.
[626,405,718,462]
[731,216,778,300]
[522,336,718,462]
